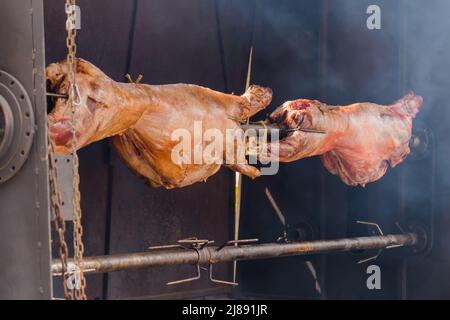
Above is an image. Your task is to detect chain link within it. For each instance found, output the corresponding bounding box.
[48,0,87,300]
[65,0,87,300]
[48,137,74,300]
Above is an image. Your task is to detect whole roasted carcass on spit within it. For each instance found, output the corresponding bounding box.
[47,59,272,188]
[47,59,422,188]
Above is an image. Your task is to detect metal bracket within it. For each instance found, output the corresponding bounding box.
[208,264,238,286]
[356,220,405,264]
[356,221,383,264]
[167,263,202,286]
[149,237,213,286]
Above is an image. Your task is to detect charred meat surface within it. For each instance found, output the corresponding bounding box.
[267,95,423,186]
[47,58,272,188]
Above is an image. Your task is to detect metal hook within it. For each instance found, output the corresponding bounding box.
[72,83,82,106]
[355,220,405,264]
[357,220,384,235]
[357,249,383,264]
[385,222,407,249]
[209,264,238,286]
[305,261,322,295]
[167,263,201,286]
[216,238,259,252]
[356,220,384,264]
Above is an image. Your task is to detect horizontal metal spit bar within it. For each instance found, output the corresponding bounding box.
[51,233,418,275]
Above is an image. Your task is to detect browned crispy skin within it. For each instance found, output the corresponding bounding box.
[267,95,423,186]
[47,59,272,188]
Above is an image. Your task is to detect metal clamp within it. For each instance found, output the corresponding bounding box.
[163,238,210,286]
[150,237,259,287]
[150,237,213,286]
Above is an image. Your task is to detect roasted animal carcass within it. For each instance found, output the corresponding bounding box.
[265,94,423,186]
[47,59,422,189]
[47,59,272,188]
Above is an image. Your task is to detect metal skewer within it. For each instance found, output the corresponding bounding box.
[285,127,326,134]
[46,92,69,99]
[241,121,326,135]
[233,45,254,284]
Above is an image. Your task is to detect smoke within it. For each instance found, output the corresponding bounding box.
[240,0,450,298]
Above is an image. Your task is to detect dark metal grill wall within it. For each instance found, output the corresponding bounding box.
[0,0,51,300]
[241,0,449,299]
[44,0,450,299]
[44,0,253,300]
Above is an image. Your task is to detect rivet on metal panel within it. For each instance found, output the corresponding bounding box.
[0,71,35,184]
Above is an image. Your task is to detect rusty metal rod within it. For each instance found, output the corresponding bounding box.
[51,233,418,275]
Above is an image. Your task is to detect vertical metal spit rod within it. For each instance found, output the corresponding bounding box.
[233,45,254,284]
[52,232,419,275]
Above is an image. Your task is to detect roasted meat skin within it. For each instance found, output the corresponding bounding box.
[268,95,423,186]
[47,59,272,188]
[47,59,422,189]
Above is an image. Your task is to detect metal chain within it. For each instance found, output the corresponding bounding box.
[48,136,74,300]
[48,0,86,300]
[65,0,87,300]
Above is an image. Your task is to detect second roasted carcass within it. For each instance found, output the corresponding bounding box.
[47,59,272,188]
[265,94,423,186]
